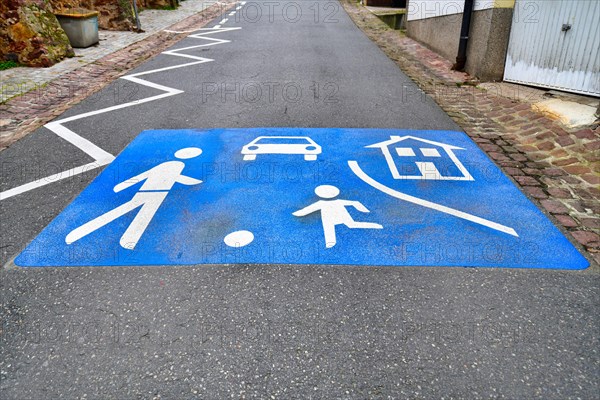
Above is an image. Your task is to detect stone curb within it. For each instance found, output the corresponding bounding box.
[0,0,236,151]
[340,0,599,267]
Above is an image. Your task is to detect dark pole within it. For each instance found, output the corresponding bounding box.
[132,0,142,32]
[452,0,475,71]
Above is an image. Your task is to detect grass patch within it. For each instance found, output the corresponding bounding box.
[0,61,20,71]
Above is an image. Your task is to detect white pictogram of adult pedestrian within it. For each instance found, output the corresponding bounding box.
[66,147,203,250]
[293,185,383,248]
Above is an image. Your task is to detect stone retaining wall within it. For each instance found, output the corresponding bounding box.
[0,0,74,67]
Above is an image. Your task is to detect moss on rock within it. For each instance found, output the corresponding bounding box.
[1,0,74,67]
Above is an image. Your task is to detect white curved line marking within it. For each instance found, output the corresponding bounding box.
[1,27,241,201]
[348,161,518,237]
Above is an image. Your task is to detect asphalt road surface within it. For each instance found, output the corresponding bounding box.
[1,1,598,398]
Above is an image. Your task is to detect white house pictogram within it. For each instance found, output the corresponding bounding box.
[366,136,474,181]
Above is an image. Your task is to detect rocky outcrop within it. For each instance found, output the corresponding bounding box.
[92,0,135,31]
[94,0,179,31]
[50,0,82,9]
[142,0,178,8]
[0,0,74,67]
[0,0,182,67]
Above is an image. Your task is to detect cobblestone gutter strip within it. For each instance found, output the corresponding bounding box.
[0,0,235,151]
[341,0,599,266]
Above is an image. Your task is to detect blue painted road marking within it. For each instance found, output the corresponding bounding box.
[15,128,588,269]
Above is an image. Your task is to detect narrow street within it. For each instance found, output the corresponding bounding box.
[1,1,598,398]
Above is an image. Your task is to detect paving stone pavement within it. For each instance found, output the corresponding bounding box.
[340,0,599,267]
[0,0,221,104]
[0,0,235,150]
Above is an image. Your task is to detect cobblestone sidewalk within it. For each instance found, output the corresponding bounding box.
[0,0,221,103]
[0,0,235,151]
[341,0,599,267]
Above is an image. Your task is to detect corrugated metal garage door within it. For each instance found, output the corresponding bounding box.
[504,0,599,97]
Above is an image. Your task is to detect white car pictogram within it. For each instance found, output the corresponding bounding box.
[241,136,322,161]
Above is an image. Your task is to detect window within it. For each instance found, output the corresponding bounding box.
[420,148,441,157]
[395,147,416,156]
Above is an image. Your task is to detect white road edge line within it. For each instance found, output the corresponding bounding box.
[0,162,110,200]
[0,27,242,201]
[348,161,518,237]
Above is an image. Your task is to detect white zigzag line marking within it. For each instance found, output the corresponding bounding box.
[1,27,242,201]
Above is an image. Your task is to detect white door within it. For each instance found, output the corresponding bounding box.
[504,0,599,97]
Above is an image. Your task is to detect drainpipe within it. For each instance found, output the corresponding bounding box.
[452,0,475,71]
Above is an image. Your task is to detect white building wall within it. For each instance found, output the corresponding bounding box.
[407,1,497,21]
